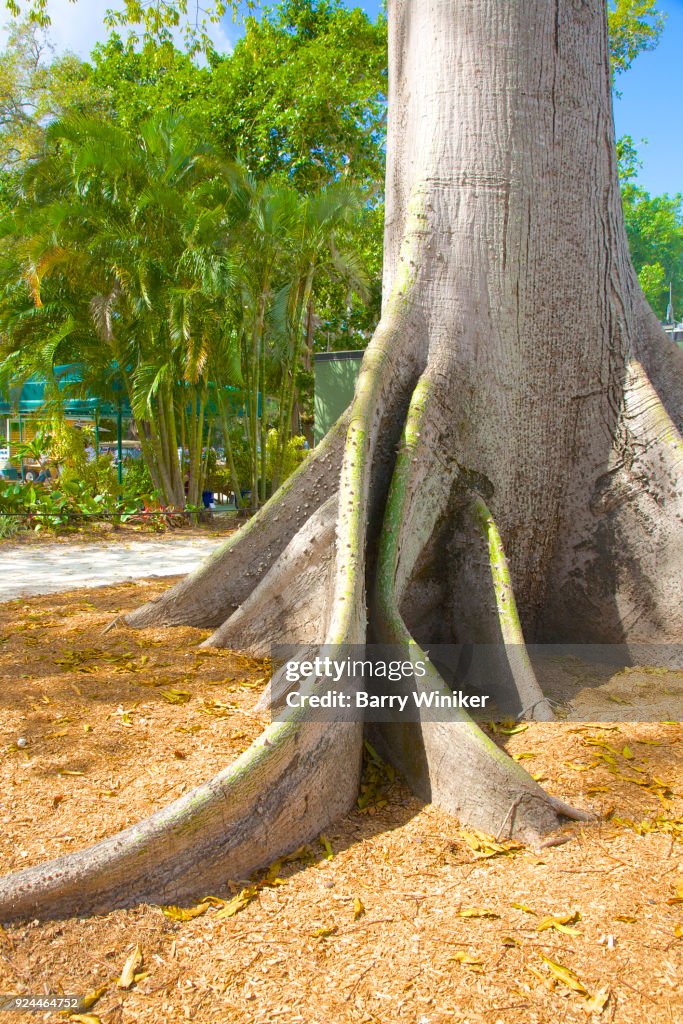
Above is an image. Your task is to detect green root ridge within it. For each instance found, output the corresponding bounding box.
[372,375,555,785]
[329,210,424,643]
[472,497,530,645]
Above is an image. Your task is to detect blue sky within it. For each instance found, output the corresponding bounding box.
[0,0,679,196]
[612,0,683,195]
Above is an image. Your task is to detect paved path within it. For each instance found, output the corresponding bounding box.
[0,536,225,602]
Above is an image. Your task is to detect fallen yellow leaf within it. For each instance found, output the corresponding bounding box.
[161,903,209,922]
[528,965,556,990]
[449,951,484,971]
[667,880,683,904]
[199,895,228,907]
[456,907,500,919]
[160,689,192,705]
[117,944,142,990]
[539,953,588,994]
[319,834,334,860]
[494,723,528,735]
[584,987,610,1013]
[77,986,108,1012]
[536,910,582,935]
[214,886,258,919]
[460,827,521,858]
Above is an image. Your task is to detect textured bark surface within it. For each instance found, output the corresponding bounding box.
[1,0,679,921]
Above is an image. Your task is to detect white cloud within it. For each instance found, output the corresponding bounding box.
[0,0,233,60]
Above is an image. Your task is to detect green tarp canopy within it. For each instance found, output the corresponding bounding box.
[0,365,131,418]
[0,365,250,419]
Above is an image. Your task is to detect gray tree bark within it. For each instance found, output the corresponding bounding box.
[0,0,678,921]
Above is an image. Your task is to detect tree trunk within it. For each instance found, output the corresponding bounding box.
[1,0,678,922]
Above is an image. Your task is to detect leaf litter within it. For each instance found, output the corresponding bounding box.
[0,578,681,1023]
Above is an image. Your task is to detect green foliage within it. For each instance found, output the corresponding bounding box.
[86,35,214,134]
[9,426,53,465]
[4,0,245,53]
[121,458,156,502]
[61,456,120,506]
[210,0,387,189]
[608,0,665,77]
[0,511,25,538]
[0,104,370,509]
[220,422,251,486]
[638,262,667,309]
[265,428,308,483]
[0,19,104,168]
[313,202,384,352]
[0,413,151,532]
[44,420,88,472]
[0,452,176,533]
[0,477,105,530]
[618,137,683,319]
[0,109,239,505]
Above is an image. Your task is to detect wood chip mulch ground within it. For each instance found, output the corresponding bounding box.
[0,579,681,1024]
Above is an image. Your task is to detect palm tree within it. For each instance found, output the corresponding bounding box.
[1,115,372,511]
[0,112,237,506]
[269,181,369,490]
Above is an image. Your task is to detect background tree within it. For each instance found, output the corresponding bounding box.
[0,19,97,168]
[618,136,683,318]
[0,1,387,498]
[209,0,386,189]
[0,112,236,505]
[607,0,664,76]
[0,108,370,507]
[85,33,214,134]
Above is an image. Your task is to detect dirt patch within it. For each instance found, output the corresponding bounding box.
[0,530,239,602]
[535,652,683,723]
[0,581,681,1024]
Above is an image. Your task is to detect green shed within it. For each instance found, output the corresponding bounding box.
[314,350,364,445]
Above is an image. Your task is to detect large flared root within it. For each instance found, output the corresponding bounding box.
[124,412,349,631]
[203,494,338,655]
[370,369,582,842]
[0,717,362,922]
[447,497,555,721]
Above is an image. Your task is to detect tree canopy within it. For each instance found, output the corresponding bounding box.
[618,136,683,319]
[608,0,665,76]
[4,0,666,71]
